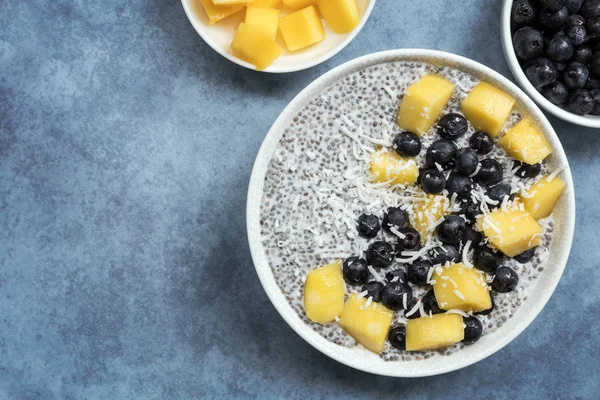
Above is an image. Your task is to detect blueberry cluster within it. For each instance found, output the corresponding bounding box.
[511,0,600,115]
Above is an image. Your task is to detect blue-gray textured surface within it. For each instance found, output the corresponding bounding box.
[0,0,599,398]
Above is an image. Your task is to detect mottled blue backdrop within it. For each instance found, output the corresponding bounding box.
[0,0,598,398]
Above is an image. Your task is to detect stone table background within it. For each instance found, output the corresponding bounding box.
[1,0,598,398]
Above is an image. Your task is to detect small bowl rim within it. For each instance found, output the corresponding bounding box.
[180,0,377,74]
[500,0,600,128]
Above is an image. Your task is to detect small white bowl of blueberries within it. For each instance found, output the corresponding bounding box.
[502,0,600,127]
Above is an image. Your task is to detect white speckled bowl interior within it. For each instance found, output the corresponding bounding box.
[247,49,575,377]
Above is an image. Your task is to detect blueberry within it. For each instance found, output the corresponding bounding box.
[342,257,369,286]
[382,207,409,233]
[585,75,600,88]
[587,15,600,36]
[366,241,395,269]
[421,289,443,315]
[395,227,421,253]
[437,113,469,140]
[357,213,380,239]
[487,183,513,203]
[568,89,595,114]
[361,281,384,302]
[436,215,466,245]
[513,27,545,59]
[546,35,574,61]
[381,282,413,310]
[386,268,408,284]
[572,45,593,64]
[492,267,519,293]
[388,326,406,350]
[564,62,589,89]
[590,88,600,114]
[567,14,586,27]
[475,295,495,315]
[475,159,503,186]
[446,172,474,198]
[460,199,483,223]
[566,0,584,13]
[542,81,569,104]
[566,25,586,45]
[420,168,446,194]
[473,245,504,273]
[513,247,537,263]
[512,0,537,26]
[407,260,432,286]
[581,0,600,18]
[590,52,600,76]
[462,316,484,345]
[393,132,422,157]
[524,58,559,88]
[462,225,483,248]
[538,6,569,31]
[429,244,461,265]
[514,160,542,178]
[555,61,567,71]
[404,297,421,319]
[542,0,566,11]
[426,139,458,169]
[469,131,494,155]
[455,148,479,176]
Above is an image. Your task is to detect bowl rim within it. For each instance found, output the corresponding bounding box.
[180,0,377,74]
[246,49,576,377]
[500,0,600,128]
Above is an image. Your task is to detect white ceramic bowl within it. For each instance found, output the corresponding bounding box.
[501,0,600,127]
[181,0,376,73]
[247,49,575,377]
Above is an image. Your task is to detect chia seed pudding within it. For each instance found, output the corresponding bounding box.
[259,61,559,361]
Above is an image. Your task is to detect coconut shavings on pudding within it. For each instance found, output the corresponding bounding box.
[259,61,565,361]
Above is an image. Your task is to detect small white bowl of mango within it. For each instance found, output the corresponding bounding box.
[181,0,376,72]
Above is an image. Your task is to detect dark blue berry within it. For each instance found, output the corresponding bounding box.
[437,113,469,140]
[366,241,395,269]
[486,183,513,203]
[381,282,413,310]
[357,213,380,239]
[429,244,460,265]
[395,227,421,253]
[343,257,369,285]
[513,247,537,263]
[581,0,600,18]
[585,75,600,88]
[538,6,569,31]
[512,0,537,27]
[404,297,421,319]
[475,159,503,186]
[436,215,466,245]
[361,281,384,302]
[383,207,409,233]
[565,0,584,13]
[462,316,484,345]
[590,52,600,76]
[426,139,457,169]
[564,62,589,89]
[422,289,443,315]
[492,267,519,293]
[386,268,408,284]
[568,89,595,114]
[460,199,482,223]
[420,168,446,194]
[542,81,569,104]
[393,132,421,157]
[462,225,483,248]
[524,58,558,88]
[473,245,504,273]
[446,171,474,198]
[590,88,600,114]
[388,326,406,350]
[513,27,545,59]
[546,35,574,61]
[572,45,593,64]
[588,15,600,36]
[455,148,479,176]
[469,131,494,155]
[407,260,432,286]
[566,25,586,45]
[514,160,542,178]
[541,0,566,12]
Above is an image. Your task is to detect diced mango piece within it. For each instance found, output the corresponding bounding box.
[462,82,516,137]
[338,293,394,354]
[279,6,325,51]
[317,0,360,34]
[199,0,244,24]
[412,194,450,243]
[246,6,280,39]
[283,0,315,8]
[405,314,464,351]
[433,263,492,312]
[521,176,565,219]
[397,75,455,135]
[477,207,542,257]
[254,0,282,6]
[498,118,552,165]
[369,150,419,186]
[212,0,253,5]
[231,23,282,70]
[304,261,345,324]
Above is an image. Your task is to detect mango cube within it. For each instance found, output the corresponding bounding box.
[461,82,516,137]
[254,0,282,6]
[317,0,360,34]
[521,176,565,219]
[212,0,253,5]
[397,75,455,135]
[199,0,244,24]
[369,151,419,186]
[498,118,552,165]
[478,207,542,257]
[231,23,282,70]
[433,263,492,312]
[283,0,315,8]
[405,314,464,351]
[338,294,394,354]
[279,6,325,51]
[246,6,280,39]
[411,194,450,243]
[304,261,345,324]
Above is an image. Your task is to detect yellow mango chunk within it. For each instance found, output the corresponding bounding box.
[279,6,325,51]
[369,150,419,186]
[477,207,542,257]
[338,294,394,354]
[254,0,282,6]
[304,261,345,324]
[498,118,552,165]
[199,0,244,24]
[231,23,282,70]
[397,75,456,135]
[246,6,280,39]
[405,314,464,351]
[212,0,253,5]
[433,263,492,312]
[412,194,450,243]
[317,0,360,34]
[521,176,565,220]
[283,0,315,8]
[462,82,516,137]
